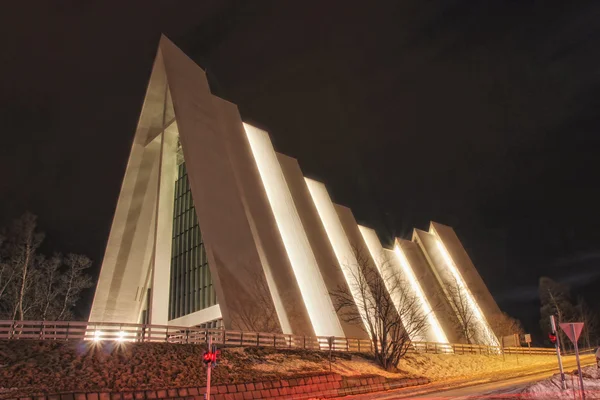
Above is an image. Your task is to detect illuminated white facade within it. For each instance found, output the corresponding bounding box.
[89,36,502,345]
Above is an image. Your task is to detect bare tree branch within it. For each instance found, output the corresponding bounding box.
[444,276,498,346]
[331,245,430,371]
[56,254,93,320]
[0,213,94,321]
[229,265,281,333]
[488,311,524,338]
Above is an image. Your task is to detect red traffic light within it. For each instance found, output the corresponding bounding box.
[202,350,219,365]
[548,333,557,344]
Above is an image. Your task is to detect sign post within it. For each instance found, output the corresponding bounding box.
[524,334,532,355]
[202,335,220,400]
[205,335,212,400]
[327,336,334,372]
[551,315,566,390]
[560,322,585,400]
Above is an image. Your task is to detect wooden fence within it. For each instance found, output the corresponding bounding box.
[0,320,556,356]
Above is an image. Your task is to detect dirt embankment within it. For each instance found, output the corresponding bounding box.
[0,341,410,395]
[0,340,570,397]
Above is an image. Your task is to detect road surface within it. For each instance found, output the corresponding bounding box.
[410,369,570,399]
[343,356,595,399]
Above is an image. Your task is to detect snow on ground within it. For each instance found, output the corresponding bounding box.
[248,350,580,382]
[234,347,413,379]
[398,352,584,382]
[518,366,600,399]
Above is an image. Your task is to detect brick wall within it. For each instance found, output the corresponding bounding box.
[11,373,429,400]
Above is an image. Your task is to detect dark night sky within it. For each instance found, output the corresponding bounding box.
[1,1,600,337]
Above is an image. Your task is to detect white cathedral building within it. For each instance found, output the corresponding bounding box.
[89,36,502,346]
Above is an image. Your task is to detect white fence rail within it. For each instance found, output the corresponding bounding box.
[0,320,556,356]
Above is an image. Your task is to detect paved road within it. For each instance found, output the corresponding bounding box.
[410,369,568,399]
[343,356,595,399]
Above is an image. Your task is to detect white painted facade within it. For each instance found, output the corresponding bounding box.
[89,35,503,346]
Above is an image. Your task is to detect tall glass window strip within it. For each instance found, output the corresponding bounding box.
[169,162,217,320]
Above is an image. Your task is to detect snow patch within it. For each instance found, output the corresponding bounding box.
[520,366,600,399]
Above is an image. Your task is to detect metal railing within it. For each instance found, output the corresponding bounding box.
[0,320,556,356]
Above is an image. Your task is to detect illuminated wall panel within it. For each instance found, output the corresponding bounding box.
[215,99,312,336]
[396,238,460,343]
[148,125,178,325]
[414,229,499,346]
[430,222,502,326]
[159,37,284,331]
[357,225,447,343]
[390,245,448,343]
[277,154,367,339]
[245,124,344,338]
[305,179,371,332]
[90,49,172,324]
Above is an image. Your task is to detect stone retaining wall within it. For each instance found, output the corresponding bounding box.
[9,373,429,400]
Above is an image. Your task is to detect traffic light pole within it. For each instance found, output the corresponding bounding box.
[551,315,566,390]
[205,335,212,400]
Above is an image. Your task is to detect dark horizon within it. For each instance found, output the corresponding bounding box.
[1,1,600,339]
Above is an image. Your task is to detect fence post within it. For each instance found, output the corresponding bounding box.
[358,340,361,353]
[141,325,146,343]
[186,329,189,344]
[289,335,292,349]
[65,322,70,341]
[240,331,244,347]
[257,332,260,347]
[303,335,306,349]
[273,334,276,348]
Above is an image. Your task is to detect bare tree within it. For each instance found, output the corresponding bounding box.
[56,254,93,320]
[1,213,45,320]
[488,312,524,346]
[489,312,524,338]
[0,233,18,305]
[0,213,94,321]
[229,266,281,333]
[445,276,478,344]
[443,276,497,347]
[539,277,577,348]
[36,254,63,320]
[8,256,42,320]
[331,246,429,371]
[577,296,600,348]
